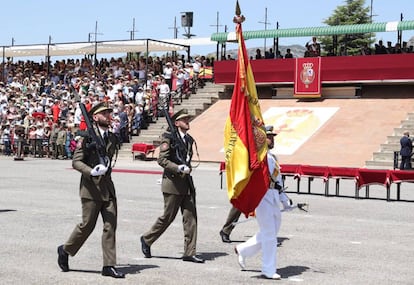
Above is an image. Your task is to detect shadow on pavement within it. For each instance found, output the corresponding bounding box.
[278,265,311,278]
[0,209,17,213]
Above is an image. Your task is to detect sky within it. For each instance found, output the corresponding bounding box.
[1,0,413,59]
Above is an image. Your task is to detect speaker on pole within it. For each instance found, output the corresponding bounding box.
[181,12,193,27]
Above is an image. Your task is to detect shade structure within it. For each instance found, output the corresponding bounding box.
[211,20,414,42]
[1,38,189,58]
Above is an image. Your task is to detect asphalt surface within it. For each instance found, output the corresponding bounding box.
[1,156,413,285]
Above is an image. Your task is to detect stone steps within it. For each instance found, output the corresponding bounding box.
[365,160,397,170]
[365,114,414,169]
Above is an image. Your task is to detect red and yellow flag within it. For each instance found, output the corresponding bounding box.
[224,3,269,216]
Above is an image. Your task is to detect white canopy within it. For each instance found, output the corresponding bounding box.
[1,39,189,58]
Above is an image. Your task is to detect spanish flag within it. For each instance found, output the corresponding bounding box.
[224,2,269,216]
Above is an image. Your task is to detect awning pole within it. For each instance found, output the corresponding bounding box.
[2,46,5,83]
[145,39,149,86]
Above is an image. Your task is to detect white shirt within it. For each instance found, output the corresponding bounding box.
[158,83,170,96]
[35,127,45,139]
[135,91,144,105]
[163,66,173,79]
[192,61,201,73]
[176,72,185,87]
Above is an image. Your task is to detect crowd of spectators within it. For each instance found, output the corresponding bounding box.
[247,37,413,59]
[0,54,213,158]
[364,39,414,55]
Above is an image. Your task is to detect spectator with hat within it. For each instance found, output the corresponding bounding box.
[157,78,170,111]
[134,86,145,106]
[163,62,173,90]
[192,57,202,89]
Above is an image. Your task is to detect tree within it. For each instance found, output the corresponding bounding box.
[320,0,374,56]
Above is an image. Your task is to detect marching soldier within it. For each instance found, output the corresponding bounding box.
[140,109,204,263]
[57,102,124,278]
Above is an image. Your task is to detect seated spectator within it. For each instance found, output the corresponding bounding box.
[284,48,293,58]
[360,43,372,55]
[386,41,395,54]
[304,45,314,57]
[255,49,263,59]
[394,43,403,54]
[275,50,283,59]
[326,48,335,56]
[402,41,410,53]
[265,48,275,59]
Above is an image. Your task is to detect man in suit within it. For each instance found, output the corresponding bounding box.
[57,102,124,278]
[140,108,204,263]
[400,131,413,170]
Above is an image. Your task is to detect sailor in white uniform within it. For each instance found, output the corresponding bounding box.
[235,125,291,280]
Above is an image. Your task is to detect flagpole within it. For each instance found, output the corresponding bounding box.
[224,1,269,216]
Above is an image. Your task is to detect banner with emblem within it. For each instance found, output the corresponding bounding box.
[294,57,321,98]
[224,1,269,216]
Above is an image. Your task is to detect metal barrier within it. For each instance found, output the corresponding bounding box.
[219,162,414,202]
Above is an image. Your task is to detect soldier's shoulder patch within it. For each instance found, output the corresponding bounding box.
[160,142,169,151]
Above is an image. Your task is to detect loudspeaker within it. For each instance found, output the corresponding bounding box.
[181,12,193,27]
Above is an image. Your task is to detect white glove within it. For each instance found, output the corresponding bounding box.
[282,201,293,212]
[90,164,108,176]
[177,164,191,174]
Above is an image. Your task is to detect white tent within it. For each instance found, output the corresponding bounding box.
[1,39,189,58]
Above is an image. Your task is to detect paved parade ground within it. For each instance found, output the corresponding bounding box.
[1,156,414,285]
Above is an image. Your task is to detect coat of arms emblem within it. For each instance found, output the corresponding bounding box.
[300,62,315,88]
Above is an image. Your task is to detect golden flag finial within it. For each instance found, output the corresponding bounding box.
[235,0,241,16]
[233,0,245,23]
